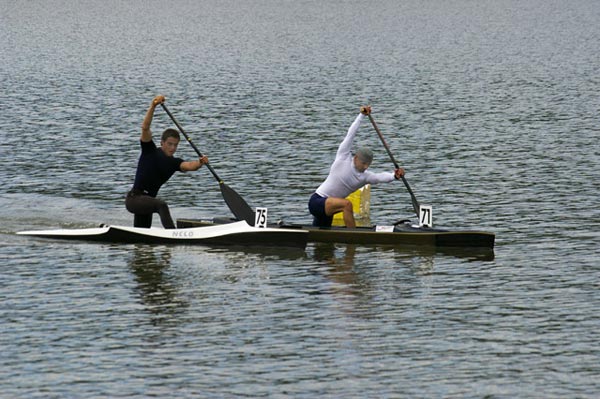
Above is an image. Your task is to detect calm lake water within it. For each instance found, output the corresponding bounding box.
[1,0,599,397]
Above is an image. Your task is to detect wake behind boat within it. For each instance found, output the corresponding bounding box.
[17,221,308,249]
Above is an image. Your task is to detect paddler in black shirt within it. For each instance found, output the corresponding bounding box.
[125,95,209,229]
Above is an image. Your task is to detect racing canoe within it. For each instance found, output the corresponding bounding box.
[18,221,308,249]
[177,218,495,249]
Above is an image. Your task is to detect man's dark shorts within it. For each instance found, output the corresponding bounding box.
[308,192,333,227]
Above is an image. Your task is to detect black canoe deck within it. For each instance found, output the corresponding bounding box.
[177,218,495,249]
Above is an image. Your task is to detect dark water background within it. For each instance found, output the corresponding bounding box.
[1,0,599,397]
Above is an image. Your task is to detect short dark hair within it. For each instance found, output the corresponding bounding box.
[161,128,180,142]
[356,147,373,163]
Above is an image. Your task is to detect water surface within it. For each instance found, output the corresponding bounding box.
[1,0,599,397]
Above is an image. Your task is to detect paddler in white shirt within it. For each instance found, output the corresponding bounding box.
[308,106,405,228]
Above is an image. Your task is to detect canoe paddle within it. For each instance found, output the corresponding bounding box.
[367,113,421,219]
[160,103,255,226]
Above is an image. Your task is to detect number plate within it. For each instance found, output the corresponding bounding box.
[255,207,268,228]
[419,205,432,227]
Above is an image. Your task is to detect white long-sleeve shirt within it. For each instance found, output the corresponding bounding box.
[315,113,395,198]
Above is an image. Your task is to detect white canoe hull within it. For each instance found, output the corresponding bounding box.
[17,221,308,249]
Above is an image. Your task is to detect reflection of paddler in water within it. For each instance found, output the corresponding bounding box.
[313,243,358,285]
[128,245,188,324]
[314,242,356,276]
[313,243,379,319]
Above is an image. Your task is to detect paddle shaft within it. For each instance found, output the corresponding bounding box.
[367,113,421,217]
[160,103,222,182]
[159,103,256,225]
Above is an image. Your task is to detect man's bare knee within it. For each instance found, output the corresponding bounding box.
[343,200,353,213]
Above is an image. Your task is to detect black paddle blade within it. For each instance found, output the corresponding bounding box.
[220,182,255,226]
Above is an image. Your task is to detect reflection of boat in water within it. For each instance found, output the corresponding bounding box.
[387,243,495,262]
[312,241,493,273]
